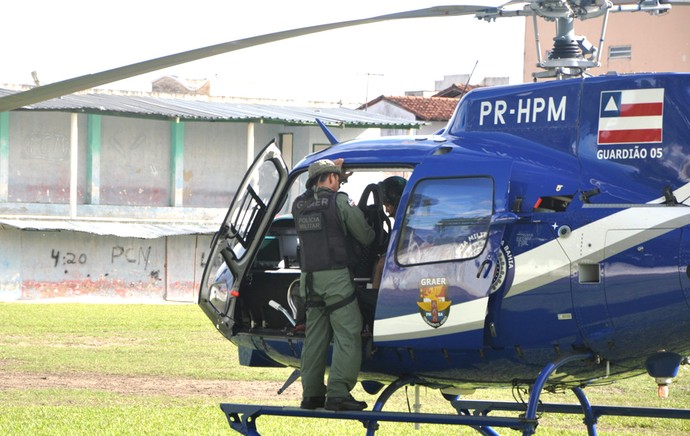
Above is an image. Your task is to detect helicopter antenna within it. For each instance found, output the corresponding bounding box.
[460,60,478,98]
[363,72,384,111]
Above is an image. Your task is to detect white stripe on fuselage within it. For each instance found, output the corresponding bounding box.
[373,183,690,342]
[374,296,488,342]
[506,183,690,298]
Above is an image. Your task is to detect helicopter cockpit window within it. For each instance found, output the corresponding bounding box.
[228,159,281,260]
[396,177,492,265]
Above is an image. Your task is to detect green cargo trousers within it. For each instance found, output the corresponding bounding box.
[300,267,363,398]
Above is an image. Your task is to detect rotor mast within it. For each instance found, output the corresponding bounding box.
[480,0,677,80]
[532,15,601,80]
[530,0,611,80]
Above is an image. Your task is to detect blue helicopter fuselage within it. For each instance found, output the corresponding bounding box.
[205,72,690,388]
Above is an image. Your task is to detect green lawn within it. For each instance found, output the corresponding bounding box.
[1,302,689,435]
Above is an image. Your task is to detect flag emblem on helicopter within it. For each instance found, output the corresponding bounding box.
[417,277,452,328]
[598,88,664,145]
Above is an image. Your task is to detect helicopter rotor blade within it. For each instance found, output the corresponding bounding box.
[0,5,489,112]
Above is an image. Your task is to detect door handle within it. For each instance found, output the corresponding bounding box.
[477,259,493,279]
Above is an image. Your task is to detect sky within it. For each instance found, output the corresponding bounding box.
[1,1,526,106]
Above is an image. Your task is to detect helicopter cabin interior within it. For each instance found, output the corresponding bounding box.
[233,168,410,334]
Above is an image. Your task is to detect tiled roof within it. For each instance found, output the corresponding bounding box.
[433,83,476,98]
[363,95,460,121]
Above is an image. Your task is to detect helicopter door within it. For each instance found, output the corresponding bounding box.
[373,151,513,348]
[198,141,288,337]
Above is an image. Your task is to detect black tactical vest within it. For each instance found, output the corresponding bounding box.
[292,189,353,272]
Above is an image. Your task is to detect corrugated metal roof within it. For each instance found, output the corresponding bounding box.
[0,218,218,239]
[0,88,422,128]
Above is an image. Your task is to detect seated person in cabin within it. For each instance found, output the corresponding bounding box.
[372,176,406,289]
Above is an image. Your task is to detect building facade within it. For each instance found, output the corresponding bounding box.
[0,89,418,302]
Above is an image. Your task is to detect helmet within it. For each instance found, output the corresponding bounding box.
[379,176,406,207]
[306,159,342,188]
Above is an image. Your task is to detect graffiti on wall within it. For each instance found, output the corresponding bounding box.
[48,245,217,272]
[22,132,69,161]
[51,249,88,268]
[49,245,154,271]
[3,232,213,302]
[32,243,162,300]
[111,245,152,270]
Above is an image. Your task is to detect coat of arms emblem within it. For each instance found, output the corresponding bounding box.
[417,277,451,328]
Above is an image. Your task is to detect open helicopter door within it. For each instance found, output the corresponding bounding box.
[198,141,288,338]
[373,148,514,349]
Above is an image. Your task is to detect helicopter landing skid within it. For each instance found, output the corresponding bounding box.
[220,402,534,435]
[219,352,690,435]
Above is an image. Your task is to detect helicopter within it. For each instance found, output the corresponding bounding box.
[2,1,690,435]
[193,2,690,435]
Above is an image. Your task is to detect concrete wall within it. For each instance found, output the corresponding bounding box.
[0,228,212,302]
[2,112,372,210]
[8,112,87,203]
[100,116,171,206]
[0,110,376,301]
[184,122,247,207]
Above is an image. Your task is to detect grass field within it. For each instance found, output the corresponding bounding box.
[1,302,690,435]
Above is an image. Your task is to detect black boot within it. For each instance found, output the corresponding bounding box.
[324,394,367,411]
[300,396,326,409]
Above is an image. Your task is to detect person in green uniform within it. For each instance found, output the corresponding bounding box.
[292,158,375,411]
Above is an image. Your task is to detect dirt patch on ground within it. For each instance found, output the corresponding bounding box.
[0,371,302,401]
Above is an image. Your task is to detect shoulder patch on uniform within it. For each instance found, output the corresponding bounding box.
[337,191,355,207]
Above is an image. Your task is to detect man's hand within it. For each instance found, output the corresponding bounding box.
[332,158,352,184]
